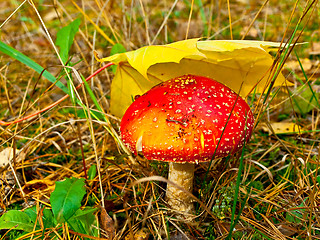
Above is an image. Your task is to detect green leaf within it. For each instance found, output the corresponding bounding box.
[286,200,306,224]
[287,84,319,115]
[317,175,320,185]
[42,208,55,229]
[67,207,98,239]
[0,41,68,94]
[24,206,38,224]
[50,177,86,223]
[56,18,81,64]
[20,16,34,24]
[88,165,97,180]
[0,210,34,232]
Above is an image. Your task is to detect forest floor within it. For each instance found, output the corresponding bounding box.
[0,0,320,239]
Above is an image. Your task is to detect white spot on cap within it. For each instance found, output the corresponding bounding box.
[136,135,143,152]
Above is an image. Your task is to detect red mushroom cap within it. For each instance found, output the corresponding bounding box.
[120,75,254,163]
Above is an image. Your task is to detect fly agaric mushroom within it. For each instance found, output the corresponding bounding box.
[120,74,254,215]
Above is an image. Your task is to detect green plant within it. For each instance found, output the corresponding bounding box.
[0,177,98,239]
[212,184,235,219]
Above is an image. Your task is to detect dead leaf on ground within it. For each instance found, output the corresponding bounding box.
[285,58,312,72]
[309,42,320,55]
[0,147,26,167]
[260,122,305,135]
[0,148,14,167]
[0,171,23,195]
[43,8,63,21]
[277,224,298,237]
[241,26,259,38]
[100,207,116,239]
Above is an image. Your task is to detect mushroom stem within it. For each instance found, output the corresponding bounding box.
[166,162,195,214]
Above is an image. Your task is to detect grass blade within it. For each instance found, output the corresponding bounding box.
[0,40,69,95]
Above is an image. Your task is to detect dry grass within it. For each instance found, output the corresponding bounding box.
[1,0,320,239]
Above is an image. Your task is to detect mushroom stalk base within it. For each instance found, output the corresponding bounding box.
[166,162,195,215]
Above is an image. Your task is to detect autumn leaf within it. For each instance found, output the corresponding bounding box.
[0,147,26,167]
[99,39,289,117]
[0,148,14,167]
[284,84,320,115]
[260,122,305,135]
[100,207,116,239]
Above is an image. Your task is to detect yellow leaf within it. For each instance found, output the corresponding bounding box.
[100,39,289,117]
[260,122,304,134]
[126,38,204,79]
[100,38,203,77]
